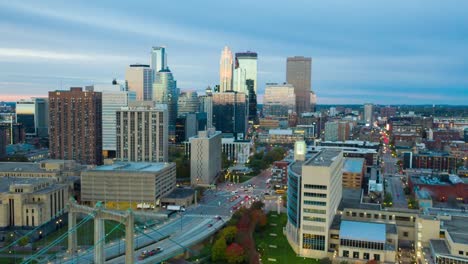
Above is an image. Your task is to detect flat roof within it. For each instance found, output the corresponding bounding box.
[340,220,386,243]
[343,158,365,173]
[163,188,195,199]
[430,239,451,256]
[0,162,47,173]
[305,149,342,167]
[90,162,172,173]
[0,177,59,193]
[443,216,468,244]
[338,188,381,211]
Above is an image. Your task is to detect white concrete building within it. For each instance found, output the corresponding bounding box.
[189,129,222,186]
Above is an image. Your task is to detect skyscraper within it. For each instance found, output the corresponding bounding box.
[92,84,136,159]
[116,102,168,162]
[153,68,178,136]
[125,64,153,101]
[15,98,48,138]
[199,86,213,129]
[219,46,233,92]
[150,46,167,77]
[212,91,248,138]
[287,56,312,115]
[247,79,258,124]
[189,129,222,186]
[178,91,199,116]
[234,52,258,94]
[364,103,374,125]
[263,83,296,117]
[49,87,103,165]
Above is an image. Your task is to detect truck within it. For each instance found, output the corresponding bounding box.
[166,205,186,212]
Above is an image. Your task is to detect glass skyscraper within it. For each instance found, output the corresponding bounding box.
[234,51,258,94]
[212,91,247,138]
[219,46,233,92]
[151,46,167,78]
[263,83,296,117]
[153,68,178,136]
[15,98,48,137]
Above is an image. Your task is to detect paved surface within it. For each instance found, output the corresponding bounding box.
[386,174,407,208]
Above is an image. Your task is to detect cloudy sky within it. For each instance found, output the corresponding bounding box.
[0,0,467,104]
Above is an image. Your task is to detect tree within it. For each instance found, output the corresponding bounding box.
[222,226,238,244]
[212,237,227,262]
[226,243,245,264]
[319,257,332,264]
[251,201,265,210]
[222,153,233,169]
[18,236,29,246]
[383,192,393,207]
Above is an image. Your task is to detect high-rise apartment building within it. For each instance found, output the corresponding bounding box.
[49,87,103,165]
[364,103,374,125]
[233,51,258,94]
[153,69,178,136]
[219,46,233,92]
[212,91,248,138]
[125,64,153,101]
[92,84,136,159]
[287,56,312,115]
[286,148,343,258]
[178,91,199,116]
[263,83,296,117]
[116,102,168,162]
[324,121,351,141]
[15,98,49,138]
[189,129,222,186]
[150,46,167,77]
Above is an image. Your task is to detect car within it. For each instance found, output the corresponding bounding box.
[208,224,213,227]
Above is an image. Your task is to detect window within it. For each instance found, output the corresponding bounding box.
[352,212,357,217]
[353,252,359,259]
[359,213,364,217]
[364,253,370,260]
[303,216,326,222]
[302,234,325,251]
[389,215,393,220]
[343,250,349,258]
[366,214,371,218]
[304,184,327,190]
[374,214,379,219]
[304,192,327,198]
[304,208,326,214]
[459,251,464,255]
[330,234,339,239]
[382,215,387,220]
[374,254,380,261]
[304,200,326,206]
[403,232,408,237]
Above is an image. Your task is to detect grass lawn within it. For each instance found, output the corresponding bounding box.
[34,219,125,248]
[254,213,318,264]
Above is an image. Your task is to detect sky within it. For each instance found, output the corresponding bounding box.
[0,0,467,104]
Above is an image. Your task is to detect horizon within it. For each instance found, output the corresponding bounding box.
[0,0,467,104]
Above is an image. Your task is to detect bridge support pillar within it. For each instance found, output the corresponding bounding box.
[125,210,134,264]
[67,211,77,255]
[94,217,105,264]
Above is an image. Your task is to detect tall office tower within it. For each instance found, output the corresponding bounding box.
[153,68,178,136]
[199,87,213,129]
[92,84,136,159]
[125,64,153,101]
[324,121,351,141]
[212,91,248,138]
[0,126,6,158]
[15,98,49,138]
[310,91,317,112]
[150,46,167,77]
[116,102,168,162]
[286,148,343,258]
[247,79,258,124]
[189,128,222,186]
[234,51,258,94]
[263,83,296,117]
[364,103,374,125]
[178,91,199,116]
[219,46,233,92]
[49,87,103,165]
[287,56,312,115]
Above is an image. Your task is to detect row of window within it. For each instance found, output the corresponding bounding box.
[304,200,326,206]
[303,208,326,214]
[304,192,327,198]
[304,216,326,222]
[345,211,415,222]
[340,239,384,250]
[304,184,327,190]
[303,234,325,251]
[342,250,380,261]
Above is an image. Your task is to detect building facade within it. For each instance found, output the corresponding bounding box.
[150,46,167,76]
[342,158,366,189]
[125,64,152,101]
[286,56,312,115]
[212,91,248,137]
[81,162,176,209]
[116,102,168,162]
[324,121,351,142]
[233,51,258,94]
[178,91,199,116]
[15,98,48,138]
[49,87,103,165]
[263,83,296,117]
[189,129,222,186]
[153,69,178,135]
[364,103,374,125]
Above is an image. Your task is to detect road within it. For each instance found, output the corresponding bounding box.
[386,175,407,208]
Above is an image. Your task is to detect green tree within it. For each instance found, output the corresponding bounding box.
[383,192,393,207]
[251,200,265,210]
[221,226,238,244]
[18,236,29,246]
[212,237,227,262]
[222,153,233,169]
[319,257,332,264]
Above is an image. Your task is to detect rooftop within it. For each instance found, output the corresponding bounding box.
[163,188,195,199]
[90,162,173,173]
[430,240,451,256]
[304,149,342,167]
[338,188,381,211]
[0,162,49,173]
[340,220,386,243]
[343,158,365,173]
[0,177,61,193]
[443,216,468,244]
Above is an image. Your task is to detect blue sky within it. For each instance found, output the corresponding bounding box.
[0,0,467,104]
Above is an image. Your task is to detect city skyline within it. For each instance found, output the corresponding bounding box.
[0,0,467,104]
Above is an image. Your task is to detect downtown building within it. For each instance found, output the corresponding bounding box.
[150,46,167,76]
[153,68,178,137]
[116,102,168,162]
[324,121,351,142]
[15,98,49,138]
[189,129,222,186]
[263,83,296,117]
[199,87,213,129]
[219,46,234,92]
[49,87,103,165]
[233,51,258,94]
[125,64,153,101]
[287,56,312,115]
[178,91,199,116]
[92,84,136,159]
[212,91,248,138]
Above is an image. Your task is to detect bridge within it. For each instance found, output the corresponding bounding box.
[0,191,237,263]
